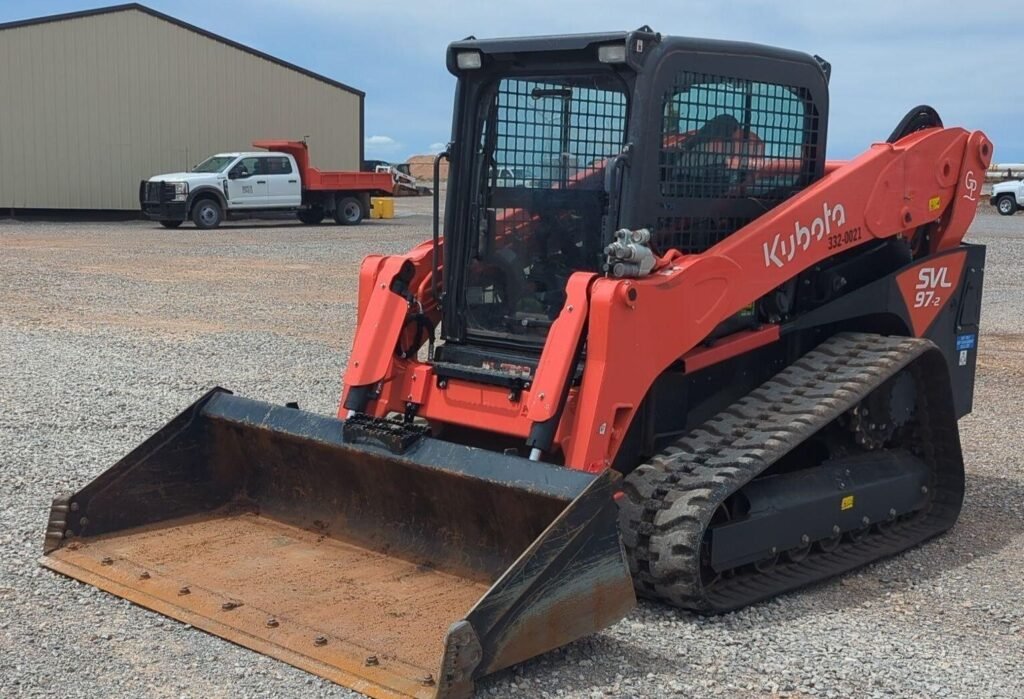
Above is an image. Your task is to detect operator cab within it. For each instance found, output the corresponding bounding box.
[435,29,829,375]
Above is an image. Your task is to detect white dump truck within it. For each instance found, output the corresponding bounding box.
[140,140,393,229]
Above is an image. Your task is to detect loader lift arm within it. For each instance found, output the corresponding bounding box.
[341,125,992,470]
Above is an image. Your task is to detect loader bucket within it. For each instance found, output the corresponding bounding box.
[40,389,634,699]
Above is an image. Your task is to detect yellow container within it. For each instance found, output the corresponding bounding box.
[370,197,394,219]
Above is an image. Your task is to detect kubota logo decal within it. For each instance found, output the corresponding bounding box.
[895,251,967,336]
[763,202,849,268]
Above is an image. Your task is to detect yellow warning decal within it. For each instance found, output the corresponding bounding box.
[841,495,855,511]
[929,196,942,212]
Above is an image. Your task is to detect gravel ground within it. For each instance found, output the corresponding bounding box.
[1,203,1022,698]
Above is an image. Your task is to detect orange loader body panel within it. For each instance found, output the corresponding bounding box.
[340,127,992,471]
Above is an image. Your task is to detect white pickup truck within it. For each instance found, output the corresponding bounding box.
[140,141,393,229]
[990,179,1024,216]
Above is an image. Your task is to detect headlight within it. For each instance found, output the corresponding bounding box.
[172,182,188,201]
[598,43,627,64]
[456,50,482,70]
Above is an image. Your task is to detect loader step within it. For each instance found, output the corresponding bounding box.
[619,332,965,612]
[343,413,430,453]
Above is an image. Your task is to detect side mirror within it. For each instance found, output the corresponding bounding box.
[228,169,239,180]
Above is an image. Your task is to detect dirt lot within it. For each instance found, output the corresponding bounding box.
[1,203,1022,698]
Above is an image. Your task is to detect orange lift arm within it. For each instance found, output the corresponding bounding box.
[340,127,992,470]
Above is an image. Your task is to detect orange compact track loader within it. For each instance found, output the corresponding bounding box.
[42,28,990,699]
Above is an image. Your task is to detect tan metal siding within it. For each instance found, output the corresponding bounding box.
[0,8,362,210]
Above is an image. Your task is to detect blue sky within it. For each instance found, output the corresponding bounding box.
[2,1,1021,162]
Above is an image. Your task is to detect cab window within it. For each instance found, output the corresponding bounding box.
[231,157,261,178]
[262,157,293,175]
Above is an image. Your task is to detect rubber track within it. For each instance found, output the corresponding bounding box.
[618,332,965,612]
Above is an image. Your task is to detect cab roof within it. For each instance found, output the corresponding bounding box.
[447,28,829,81]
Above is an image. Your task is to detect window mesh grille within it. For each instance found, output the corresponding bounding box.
[462,77,627,339]
[656,71,819,254]
[490,78,627,191]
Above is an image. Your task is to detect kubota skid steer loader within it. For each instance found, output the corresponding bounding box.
[42,28,990,699]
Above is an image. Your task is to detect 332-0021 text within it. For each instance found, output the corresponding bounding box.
[827,226,862,250]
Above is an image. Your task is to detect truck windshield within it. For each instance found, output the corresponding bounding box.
[192,156,235,173]
[464,72,628,342]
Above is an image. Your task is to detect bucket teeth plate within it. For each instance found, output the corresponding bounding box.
[44,511,473,698]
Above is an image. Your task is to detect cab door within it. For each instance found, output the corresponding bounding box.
[264,155,302,207]
[227,156,269,208]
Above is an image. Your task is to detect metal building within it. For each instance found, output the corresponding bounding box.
[0,3,364,211]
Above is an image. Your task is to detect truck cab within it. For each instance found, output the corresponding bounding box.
[225,153,302,208]
[990,178,1023,215]
[141,151,301,229]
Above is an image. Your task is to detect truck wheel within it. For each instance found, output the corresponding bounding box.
[996,194,1017,216]
[191,199,223,229]
[159,220,183,229]
[334,197,364,225]
[297,208,325,225]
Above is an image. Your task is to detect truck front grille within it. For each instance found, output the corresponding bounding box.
[141,181,174,204]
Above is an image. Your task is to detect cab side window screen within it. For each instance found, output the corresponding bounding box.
[655,71,820,254]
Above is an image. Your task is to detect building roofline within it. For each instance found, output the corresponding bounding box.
[0,2,365,98]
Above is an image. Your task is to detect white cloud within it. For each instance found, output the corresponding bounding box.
[364,135,403,159]
[427,142,447,153]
